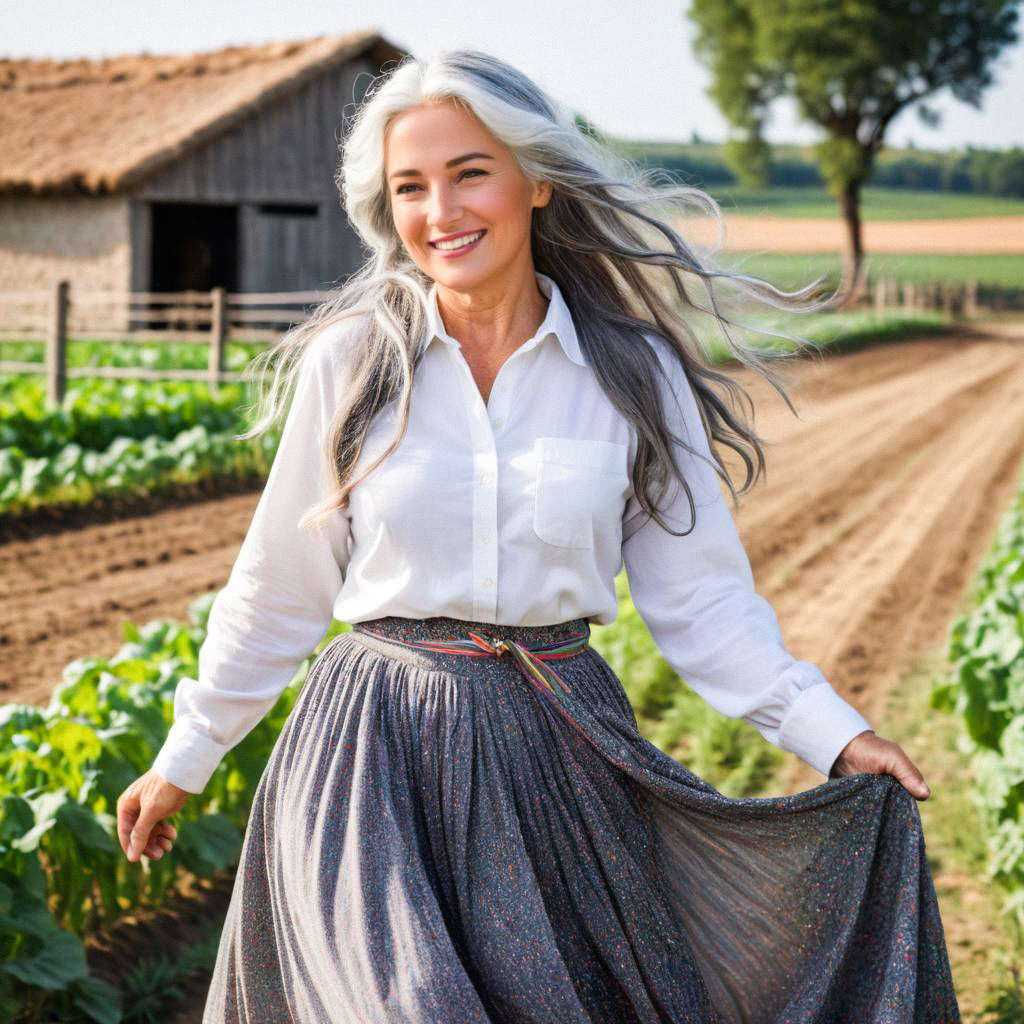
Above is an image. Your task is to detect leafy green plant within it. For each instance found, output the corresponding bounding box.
[0,591,349,1022]
[0,424,279,516]
[0,340,280,517]
[932,460,1024,943]
[118,917,223,1024]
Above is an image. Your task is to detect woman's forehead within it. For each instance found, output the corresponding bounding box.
[386,102,491,153]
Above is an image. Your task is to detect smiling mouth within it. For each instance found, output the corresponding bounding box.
[429,229,487,251]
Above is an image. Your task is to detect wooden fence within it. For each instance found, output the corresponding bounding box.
[0,282,331,405]
[0,277,1020,406]
[870,277,1024,315]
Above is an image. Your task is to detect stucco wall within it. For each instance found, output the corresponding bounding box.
[0,195,132,295]
[0,195,132,334]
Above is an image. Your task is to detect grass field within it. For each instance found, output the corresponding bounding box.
[675,185,1024,221]
[715,251,1024,289]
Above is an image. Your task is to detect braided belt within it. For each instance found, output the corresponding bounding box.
[353,626,590,717]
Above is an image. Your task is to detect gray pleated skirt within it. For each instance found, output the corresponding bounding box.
[201,615,961,1023]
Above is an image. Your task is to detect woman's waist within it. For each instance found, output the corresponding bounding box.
[352,614,591,649]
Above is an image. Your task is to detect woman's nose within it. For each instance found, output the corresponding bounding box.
[426,186,463,227]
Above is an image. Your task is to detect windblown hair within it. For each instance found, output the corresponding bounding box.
[238,47,840,541]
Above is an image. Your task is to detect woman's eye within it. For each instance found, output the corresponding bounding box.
[395,168,487,195]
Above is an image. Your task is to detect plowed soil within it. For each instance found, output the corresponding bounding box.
[4,325,1024,1020]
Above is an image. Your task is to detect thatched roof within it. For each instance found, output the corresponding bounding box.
[0,32,406,197]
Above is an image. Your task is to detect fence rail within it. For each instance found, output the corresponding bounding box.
[0,282,333,404]
[0,277,1021,406]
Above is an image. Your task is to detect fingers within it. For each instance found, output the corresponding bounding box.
[829,734,932,801]
[132,820,178,861]
[142,825,177,860]
[893,746,931,801]
[125,811,179,862]
[116,790,139,857]
[117,808,137,856]
[117,773,187,862]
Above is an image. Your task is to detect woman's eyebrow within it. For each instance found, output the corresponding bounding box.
[388,152,495,180]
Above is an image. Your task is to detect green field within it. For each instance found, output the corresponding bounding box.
[714,251,1024,289]
[647,186,1024,221]
[698,185,1024,220]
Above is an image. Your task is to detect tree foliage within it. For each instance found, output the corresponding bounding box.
[687,0,1021,293]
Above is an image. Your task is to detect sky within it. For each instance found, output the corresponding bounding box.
[3,0,1022,152]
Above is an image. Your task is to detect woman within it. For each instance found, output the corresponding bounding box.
[116,48,960,1023]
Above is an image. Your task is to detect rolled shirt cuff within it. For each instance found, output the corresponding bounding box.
[150,719,232,795]
[777,682,875,777]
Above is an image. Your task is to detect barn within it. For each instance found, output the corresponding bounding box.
[0,32,407,300]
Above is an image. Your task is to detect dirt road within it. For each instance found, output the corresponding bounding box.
[4,329,1024,803]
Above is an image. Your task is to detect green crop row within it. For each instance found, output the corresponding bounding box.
[0,339,265,384]
[0,378,249,458]
[0,342,281,519]
[932,460,1024,941]
[0,593,348,1023]
[0,336,271,458]
[0,423,279,517]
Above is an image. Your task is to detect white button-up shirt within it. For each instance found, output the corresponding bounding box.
[152,272,873,793]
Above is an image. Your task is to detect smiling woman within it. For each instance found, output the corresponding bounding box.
[384,104,554,389]
[119,47,962,1024]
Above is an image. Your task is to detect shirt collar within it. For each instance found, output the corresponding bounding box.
[423,271,586,366]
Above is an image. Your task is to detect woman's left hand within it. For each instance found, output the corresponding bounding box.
[828,730,931,800]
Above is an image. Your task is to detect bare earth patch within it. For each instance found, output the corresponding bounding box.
[678,213,1024,253]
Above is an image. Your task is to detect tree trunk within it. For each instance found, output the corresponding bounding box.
[836,182,866,310]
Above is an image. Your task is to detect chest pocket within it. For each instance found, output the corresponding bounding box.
[533,437,629,550]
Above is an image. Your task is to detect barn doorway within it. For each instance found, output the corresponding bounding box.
[150,202,239,293]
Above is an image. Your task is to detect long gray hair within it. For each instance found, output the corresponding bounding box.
[239,47,838,540]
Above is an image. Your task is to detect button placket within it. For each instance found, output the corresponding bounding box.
[448,348,498,621]
[488,361,514,432]
[473,444,498,618]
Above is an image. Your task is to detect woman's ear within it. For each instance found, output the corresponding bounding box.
[533,180,553,208]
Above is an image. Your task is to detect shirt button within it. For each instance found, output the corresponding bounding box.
[480,532,491,544]
[492,417,504,429]
[481,471,495,484]
[482,577,493,588]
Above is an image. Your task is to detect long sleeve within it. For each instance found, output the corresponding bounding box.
[151,328,354,794]
[620,338,873,778]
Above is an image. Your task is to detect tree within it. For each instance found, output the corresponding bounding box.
[687,0,1020,304]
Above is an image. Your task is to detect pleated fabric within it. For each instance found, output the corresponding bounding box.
[201,616,962,1024]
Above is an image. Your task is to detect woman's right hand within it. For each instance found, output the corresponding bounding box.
[117,769,191,862]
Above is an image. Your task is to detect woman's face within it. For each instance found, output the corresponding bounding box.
[384,100,551,295]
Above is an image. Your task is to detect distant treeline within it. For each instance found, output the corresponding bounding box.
[606,137,1024,199]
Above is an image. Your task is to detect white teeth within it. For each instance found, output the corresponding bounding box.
[434,231,483,251]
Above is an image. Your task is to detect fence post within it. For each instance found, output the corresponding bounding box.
[210,286,227,389]
[964,280,978,317]
[45,279,69,408]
